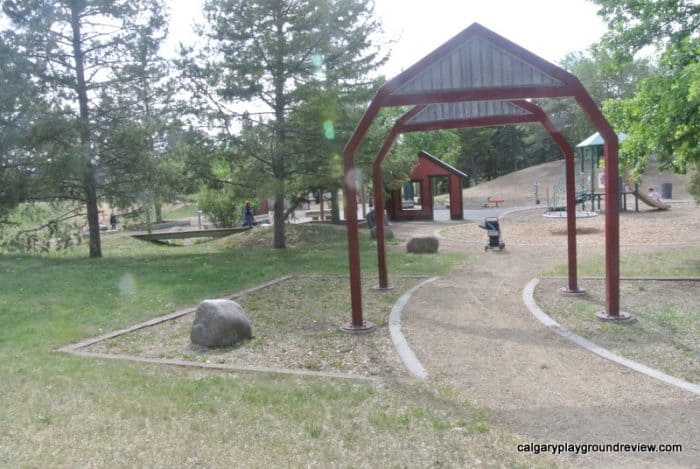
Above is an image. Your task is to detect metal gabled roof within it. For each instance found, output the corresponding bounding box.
[394,38,563,96]
[404,100,533,125]
[379,23,579,106]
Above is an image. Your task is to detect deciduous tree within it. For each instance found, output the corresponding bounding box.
[593,0,700,178]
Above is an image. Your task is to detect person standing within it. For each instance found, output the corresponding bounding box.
[242,202,255,227]
[109,212,118,230]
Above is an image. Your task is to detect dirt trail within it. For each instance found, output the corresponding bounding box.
[391,217,699,468]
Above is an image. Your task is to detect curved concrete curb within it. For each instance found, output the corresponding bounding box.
[389,277,439,379]
[523,278,700,396]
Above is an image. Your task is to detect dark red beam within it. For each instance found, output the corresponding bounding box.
[341,95,386,329]
[398,113,539,133]
[383,86,576,107]
[575,91,621,316]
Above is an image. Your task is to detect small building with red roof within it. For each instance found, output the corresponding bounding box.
[387,150,466,221]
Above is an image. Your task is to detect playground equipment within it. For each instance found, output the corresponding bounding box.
[479,217,505,251]
[637,190,671,210]
[543,210,598,218]
[575,132,642,212]
[544,169,597,217]
[483,196,505,207]
[545,166,588,212]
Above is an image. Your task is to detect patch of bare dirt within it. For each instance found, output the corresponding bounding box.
[397,206,700,468]
[442,202,700,247]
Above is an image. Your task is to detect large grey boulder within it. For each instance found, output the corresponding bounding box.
[406,236,439,254]
[190,299,252,347]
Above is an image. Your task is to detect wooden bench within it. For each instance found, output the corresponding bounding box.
[254,214,270,224]
[483,198,505,207]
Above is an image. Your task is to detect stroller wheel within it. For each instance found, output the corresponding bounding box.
[484,246,488,252]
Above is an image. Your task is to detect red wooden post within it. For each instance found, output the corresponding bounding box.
[372,128,399,290]
[340,99,384,333]
[575,93,632,321]
[562,148,583,294]
[449,174,463,220]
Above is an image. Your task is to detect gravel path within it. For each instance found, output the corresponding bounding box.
[390,206,700,468]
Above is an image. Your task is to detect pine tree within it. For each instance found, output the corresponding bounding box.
[2,0,168,257]
[181,0,385,248]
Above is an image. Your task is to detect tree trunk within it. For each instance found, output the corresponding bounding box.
[271,16,288,249]
[273,185,286,248]
[330,187,340,223]
[71,4,101,257]
[85,165,101,258]
[154,193,163,223]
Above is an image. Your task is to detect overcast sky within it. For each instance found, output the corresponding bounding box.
[165,0,608,76]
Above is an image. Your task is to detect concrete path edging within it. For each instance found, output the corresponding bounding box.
[523,278,700,396]
[389,277,439,380]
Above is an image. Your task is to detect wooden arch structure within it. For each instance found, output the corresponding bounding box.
[341,23,630,332]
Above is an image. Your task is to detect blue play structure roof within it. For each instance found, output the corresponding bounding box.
[576,131,627,148]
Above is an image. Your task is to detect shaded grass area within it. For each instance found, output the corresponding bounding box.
[1,224,553,467]
[537,248,700,384]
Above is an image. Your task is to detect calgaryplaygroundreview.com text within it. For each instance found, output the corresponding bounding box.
[517,442,683,456]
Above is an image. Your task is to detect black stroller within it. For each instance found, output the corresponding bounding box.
[479,217,505,251]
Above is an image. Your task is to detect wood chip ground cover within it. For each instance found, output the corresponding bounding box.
[85,276,422,377]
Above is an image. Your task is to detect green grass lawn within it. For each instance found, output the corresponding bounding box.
[537,247,700,383]
[544,247,700,278]
[0,224,553,467]
[161,202,199,220]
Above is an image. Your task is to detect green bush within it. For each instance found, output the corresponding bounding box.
[197,187,240,227]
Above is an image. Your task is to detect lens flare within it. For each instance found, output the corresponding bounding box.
[323,120,335,140]
[311,53,326,80]
[345,168,361,190]
[118,273,136,297]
